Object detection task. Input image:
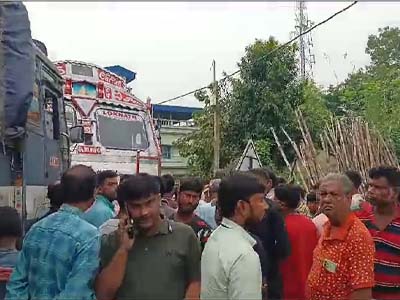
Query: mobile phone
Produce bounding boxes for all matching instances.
[127,217,138,239]
[125,203,138,239]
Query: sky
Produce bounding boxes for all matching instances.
[25,1,400,107]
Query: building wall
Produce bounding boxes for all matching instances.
[158,121,197,176]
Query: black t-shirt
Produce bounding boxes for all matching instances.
[249,232,268,279]
[171,214,212,250]
[249,198,291,300]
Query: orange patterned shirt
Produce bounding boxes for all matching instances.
[306,213,375,300]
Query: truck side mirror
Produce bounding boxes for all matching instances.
[69,126,84,144]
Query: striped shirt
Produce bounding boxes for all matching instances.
[357,205,400,300]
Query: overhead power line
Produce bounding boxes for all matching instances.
[157,1,358,105]
[157,86,209,105]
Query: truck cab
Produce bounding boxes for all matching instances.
[55,61,161,175]
[0,2,71,224]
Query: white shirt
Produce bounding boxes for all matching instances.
[99,218,119,235]
[312,213,329,237]
[266,188,275,200]
[351,193,364,211]
[201,218,262,300]
[195,201,217,229]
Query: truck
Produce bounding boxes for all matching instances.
[0,3,160,227]
[54,60,162,175]
[0,2,83,224]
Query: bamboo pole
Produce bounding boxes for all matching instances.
[270,127,291,171]
[278,114,398,192]
[281,127,315,187]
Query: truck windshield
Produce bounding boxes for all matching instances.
[97,109,149,150]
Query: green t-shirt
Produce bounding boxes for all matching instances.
[100,219,201,300]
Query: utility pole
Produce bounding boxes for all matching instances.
[298,0,306,79]
[295,0,315,80]
[212,60,220,176]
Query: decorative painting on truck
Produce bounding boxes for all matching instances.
[98,69,125,88]
[56,60,161,175]
[27,82,41,126]
[72,82,97,98]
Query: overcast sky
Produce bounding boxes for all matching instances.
[25,1,400,107]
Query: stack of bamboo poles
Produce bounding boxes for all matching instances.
[271,110,399,191]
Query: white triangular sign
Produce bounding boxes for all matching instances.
[236,139,263,171]
[73,98,96,116]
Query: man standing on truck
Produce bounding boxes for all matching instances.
[84,170,120,228]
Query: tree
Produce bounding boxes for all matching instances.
[223,38,303,169]
[176,26,400,177]
[173,98,214,177]
[175,37,306,177]
[299,80,331,140]
[366,26,400,67]
[324,70,370,117]
[325,26,400,155]
[173,83,234,178]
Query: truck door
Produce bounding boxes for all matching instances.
[23,56,64,220]
[43,86,63,183]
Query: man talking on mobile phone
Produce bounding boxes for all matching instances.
[95,174,201,300]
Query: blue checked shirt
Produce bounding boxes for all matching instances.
[6,204,100,300]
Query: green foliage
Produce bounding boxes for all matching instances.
[176,26,400,178]
[173,83,234,178]
[223,38,303,168]
[173,104,214,178]
[325,26,400,156]
[254,139,274,168]
[366,26,400,67]
[299,81,331,139]
[175,37,304,177]
[324,70,370,116]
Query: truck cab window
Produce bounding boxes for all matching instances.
[65,105,77,127]
[84,133,93,145]
[44,90,60,140]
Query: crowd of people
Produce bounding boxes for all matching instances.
[0,164,399,300]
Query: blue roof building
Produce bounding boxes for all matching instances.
[152,104,202,121]
[152,104,203,176]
